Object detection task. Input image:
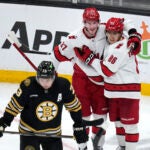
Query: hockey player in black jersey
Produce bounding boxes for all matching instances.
[0,61,88,150]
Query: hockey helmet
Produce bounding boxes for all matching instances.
[83,7,100,22]
[37,61,55,78]
[106,17,124,32]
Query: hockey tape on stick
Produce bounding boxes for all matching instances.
[7,31,22,47]
[7,31,38,71]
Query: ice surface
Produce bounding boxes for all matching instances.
[0,83,150,150]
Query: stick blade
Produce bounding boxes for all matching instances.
[83,118,104,126]
[7,31,22,47]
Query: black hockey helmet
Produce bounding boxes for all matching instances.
[37,61,55,78]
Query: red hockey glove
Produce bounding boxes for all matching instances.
[127,30,142,55]
[74,45,95,65]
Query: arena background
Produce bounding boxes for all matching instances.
[0,1,150,96]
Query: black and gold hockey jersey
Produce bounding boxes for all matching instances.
[3,76,82,135]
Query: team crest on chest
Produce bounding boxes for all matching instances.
[36,101,58,122]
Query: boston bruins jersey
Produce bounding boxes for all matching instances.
[3,76,81,135]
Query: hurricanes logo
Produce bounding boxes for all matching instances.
[139,21,150,59]
[36,101,58,122]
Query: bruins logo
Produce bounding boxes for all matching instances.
[36,101,58,122]
[25,145,35,150]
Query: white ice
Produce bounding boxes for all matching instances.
[0,83,150,150]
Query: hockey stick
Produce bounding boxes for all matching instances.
[20,43,51,55]
[3,131,73,139]
[7,31,51,55]
[83,118,104,126]
[7,31,38,71]
[2,119,104,139]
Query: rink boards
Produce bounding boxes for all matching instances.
[0,4,150,96]
[0,70,149,96]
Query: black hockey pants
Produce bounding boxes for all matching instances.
[20,135,63,150]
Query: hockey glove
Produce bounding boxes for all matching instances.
[127,29,142,55]
[0,117,8,137]
[73,122,88,144]
[74,45,95,65]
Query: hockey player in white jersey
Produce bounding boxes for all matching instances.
[74,17,141,150]
[52,8,108,150]
[50,7,141,150]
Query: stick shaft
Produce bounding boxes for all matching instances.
[4,131,73,139]
[3,119,104,139]
[23,50,51,55]
[7,31,38,71]
[13,43,37,71]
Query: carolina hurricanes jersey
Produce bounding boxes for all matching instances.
[52,25,107,85]
[3,76,81,135]
[91,37,141,99]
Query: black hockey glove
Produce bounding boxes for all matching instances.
[0,117,8,137]
[127,29,142,55]
[73,122,88,144]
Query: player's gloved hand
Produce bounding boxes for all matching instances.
[73,122,88,148]
[0,117,7,137]
[74,45,95,65]
[127,29,142,55]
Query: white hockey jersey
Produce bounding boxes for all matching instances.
[91,37,141,99]
[52,25,107,85]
